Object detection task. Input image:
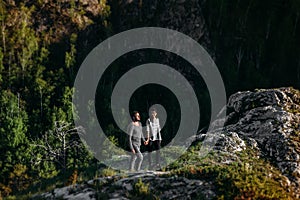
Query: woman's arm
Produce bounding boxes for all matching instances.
[145,119,150,144]
[158,118,162,140]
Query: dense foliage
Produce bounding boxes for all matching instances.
[0,0,299,198]
[0,0,110,197]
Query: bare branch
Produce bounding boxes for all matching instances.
[30,120,85,170]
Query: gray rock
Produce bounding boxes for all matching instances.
[188,87,300,196]
[226,88,300,181]
[92,172,216,199]
[197,87,300,194]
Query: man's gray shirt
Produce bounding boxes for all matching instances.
[128,122,145,151]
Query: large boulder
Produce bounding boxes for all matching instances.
[225,88,300,183]
[196,87,300,193]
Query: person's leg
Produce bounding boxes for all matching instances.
[129,152,137,171]
[148,152,152,169]
[135,145,143,171]
[129,144,141,171]
[155,140,161,167]
[147,141,153,169]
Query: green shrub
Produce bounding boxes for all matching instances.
[131,178,157,200]
[134,178,150,196]
[169,148,296,199]
[99,168,117,177]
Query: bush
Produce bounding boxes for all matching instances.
[168,148,296,199]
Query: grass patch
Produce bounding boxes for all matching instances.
[98,168,118,177]
[168,147,296,199]
[130,178,158,200]
[8,162,111,199]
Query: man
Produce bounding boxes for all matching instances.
[145,108,162,170]
[128,111,146,171]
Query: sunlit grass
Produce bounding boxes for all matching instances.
[167,146,296,199]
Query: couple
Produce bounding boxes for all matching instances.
[128,108,162,171]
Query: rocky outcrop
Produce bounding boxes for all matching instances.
[31,171,216,200]
[196,87,300,194]
[225,88,300,182]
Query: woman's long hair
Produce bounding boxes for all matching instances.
[131,111,139,122]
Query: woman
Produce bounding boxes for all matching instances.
[145,108,162,170]
[128,111,146,171]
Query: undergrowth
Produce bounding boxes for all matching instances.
[168,145,295,199]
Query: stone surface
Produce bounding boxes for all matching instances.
[225,88,300,183]
[31,171,216,200]
[195,87,300,194]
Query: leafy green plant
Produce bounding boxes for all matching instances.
[131,178,157,200]
[134,178,149,196]
[99,168,117,177]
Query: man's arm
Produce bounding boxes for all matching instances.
[128,124,135,153]
[140,122,146,142]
